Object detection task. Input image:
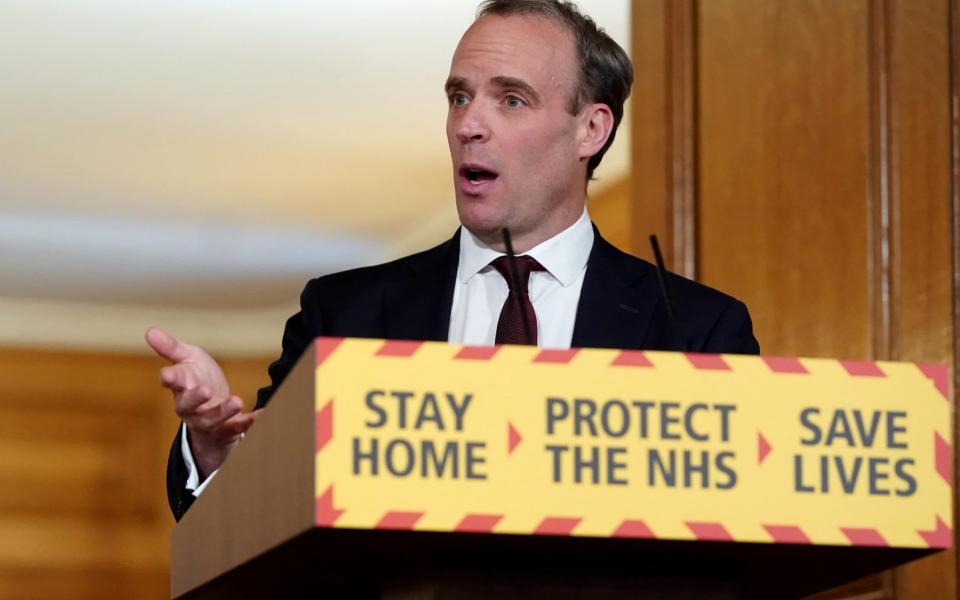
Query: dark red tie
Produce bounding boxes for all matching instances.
[491,256,545,345]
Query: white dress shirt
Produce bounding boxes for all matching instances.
[448,208,594,348]
[183,208,595,496]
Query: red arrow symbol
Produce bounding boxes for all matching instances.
[508,421,522,454]
[758,431,772,465]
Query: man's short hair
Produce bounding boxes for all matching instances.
[477,0,634,180]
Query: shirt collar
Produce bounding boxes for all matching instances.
[458,208,594,287]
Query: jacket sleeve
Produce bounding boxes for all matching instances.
[256,278,325,409]
[166,430,195,521]
[701,299,760,355]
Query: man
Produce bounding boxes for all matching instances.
[148,0,759,521]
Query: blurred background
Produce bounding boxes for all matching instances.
[0,1,956,599]
[0,0,630,356]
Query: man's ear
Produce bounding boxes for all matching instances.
[577,103,615,161]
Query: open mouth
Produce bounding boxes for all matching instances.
[459,165,499,185]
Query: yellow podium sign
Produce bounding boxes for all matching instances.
[310,338,952,549]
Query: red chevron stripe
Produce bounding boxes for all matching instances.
[533,349,580,364]
[315,337,344,366]
[917,516,953,548]
[375,511,424,530]
[612,519,656,539]
[686,521,733,541]
[315,485,344,526]
[917,363,950,401]
[315,398,333,453]
[935,432,953,486]
[839,360,885,377]
[454,346,500,360]
[611,350,654,367]
[841,527,888,547]
[454,513,503,533]
[763,525,811,544]
[533,517,581,535]
[762,356,808,374]
[376,340,423,357]
[685,354,731,371]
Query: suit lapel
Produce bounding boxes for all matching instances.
[383,230,460,342]
[380,227,663,348]
[571,230,660,350]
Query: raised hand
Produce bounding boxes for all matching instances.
[145,326,260,479]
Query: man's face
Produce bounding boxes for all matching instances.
[446,14,587,248]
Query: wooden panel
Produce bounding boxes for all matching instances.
[666,0,699,278]
[889,0,953,365]
[631,0,699,272]
[0,567,168,600]
[697,0,873,360]
[886,0,956,597]
[0,346,273,600]
[630,0,958,597]
[631,0,671,261]
[953,0,960,591]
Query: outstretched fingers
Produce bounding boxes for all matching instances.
[159,364,198,392]
[191,395,245,433]
[172,384,214,418]
[148,327,246,476]
[145,326,195,364]
[220,407,262,436]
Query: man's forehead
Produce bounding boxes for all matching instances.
[449,14,576,88]
[455,13,573,54]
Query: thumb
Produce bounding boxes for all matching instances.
[145,326,193,363]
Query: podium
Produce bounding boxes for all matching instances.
[171,339,952,599]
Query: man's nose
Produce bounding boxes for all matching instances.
[455,105,490,143]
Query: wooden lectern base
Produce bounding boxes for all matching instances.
[170,342,942,599]
[381,572,738,600]
[176,526,928,599]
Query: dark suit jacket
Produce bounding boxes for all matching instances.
[167,228,759,520]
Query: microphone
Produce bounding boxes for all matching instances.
[501,228,535,345]
[649,235,686,351]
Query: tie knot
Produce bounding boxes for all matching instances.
[491,255,544,293]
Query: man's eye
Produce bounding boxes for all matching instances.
[505,95,525,108]
[451,93,469,106]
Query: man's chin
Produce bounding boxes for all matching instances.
[460,220,502,241]
[457,209,508,244]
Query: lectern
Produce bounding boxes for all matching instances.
[171,338,952,599]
